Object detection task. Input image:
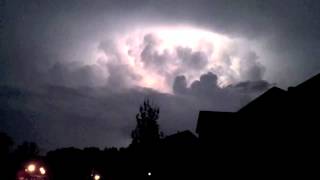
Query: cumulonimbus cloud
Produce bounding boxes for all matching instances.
[84,25,268,93]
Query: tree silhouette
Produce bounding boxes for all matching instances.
[131,99,162,146]
[0,132,13,156]
[0,133,14,180]
[13,141,40,160]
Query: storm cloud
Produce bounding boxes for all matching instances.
[1,0,319,150]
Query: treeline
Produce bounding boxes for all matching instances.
[0,131,200,180]
[0,132,41,179]
[0,100,201,180]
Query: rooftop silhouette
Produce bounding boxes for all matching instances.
[196,72,320,178]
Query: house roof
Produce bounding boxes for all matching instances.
[195,72,320,136]
[291,73,320,95]
[164,130,197,142]
[162,130,198,147]
[238,86,287,114]
[196,111,235,134]
[296,73,320,89]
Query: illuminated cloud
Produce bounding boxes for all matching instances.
[92,25,266,93]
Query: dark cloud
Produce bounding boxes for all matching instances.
[0,85,140,150]
[105,62,140,89]
[190,72,219,94]
[173,76,188,94]
[238,51,266,81]
[47,62,103,87]
[98,40,119,57]
[173,72,270,111]
[140,35,171,70]
[176,47,208,70]
[231,80,273,93]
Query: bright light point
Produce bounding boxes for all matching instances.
[148,172,152,176]
[27,164,36,173]
[39,167,46,175]
[94,174,101,180]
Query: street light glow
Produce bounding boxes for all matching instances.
[39,167,46,175]
[27,164,36,173]
[94,174,100,180]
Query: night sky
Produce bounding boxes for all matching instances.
[1,0,320,151]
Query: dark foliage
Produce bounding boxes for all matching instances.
[131,99,162,146]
